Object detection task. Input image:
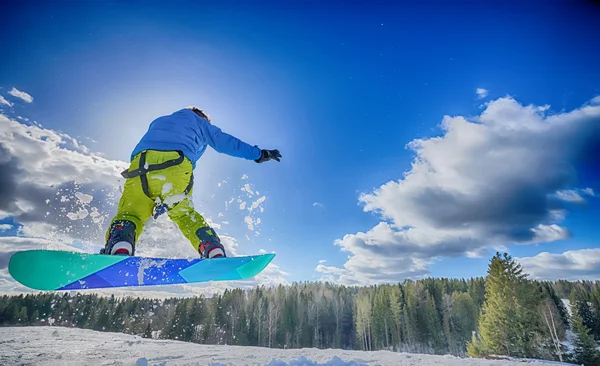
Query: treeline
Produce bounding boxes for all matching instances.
[0,280,486,354]
[1,253,600,364]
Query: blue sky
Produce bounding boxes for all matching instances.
[1,0,599,295]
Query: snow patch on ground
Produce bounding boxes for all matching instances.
[0,326,567,366]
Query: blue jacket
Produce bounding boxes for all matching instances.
[131,108,261,168]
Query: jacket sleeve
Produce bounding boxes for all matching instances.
[198,118,262,160]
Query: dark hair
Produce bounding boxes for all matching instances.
[187,106,211,122]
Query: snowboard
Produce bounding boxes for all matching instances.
[8,249,275,291]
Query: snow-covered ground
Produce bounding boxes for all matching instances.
[0,326,573,366]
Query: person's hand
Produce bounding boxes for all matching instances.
[255,149,282,163]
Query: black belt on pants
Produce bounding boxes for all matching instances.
[120,150,193,217]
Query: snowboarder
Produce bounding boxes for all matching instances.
[100,106,282,259]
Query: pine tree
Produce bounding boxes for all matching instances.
[111,302,125,332]
[143,323,152,338]
[468,252,542,358]
[389,285,403,350]
[31,309,40,325]
[570,302,600,366]
[17,306,28,324]
[424,292,444,353]
[571,289,599,341]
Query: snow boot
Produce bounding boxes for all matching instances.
[196,226,226,258]
[100,220,137,256]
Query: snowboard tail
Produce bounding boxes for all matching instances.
[8,250,275,291]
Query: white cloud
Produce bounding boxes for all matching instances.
[554,188,596,203]
[476,88,489,99]
[313,202,324,208]
[0,224,12,231]
[8,87,33,103]
[555,189,585,203]
[0,96,12,107]
[582,187,595,196]
[318,259,326,264]
[518,249,600,281]
[0,113,129,245]
[321,96,600,285]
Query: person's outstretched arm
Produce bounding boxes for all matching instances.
[198,117,281,163]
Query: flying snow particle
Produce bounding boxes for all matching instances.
[248,196,266,211]
[164,193,186,206]
[244,216,254,230]
[75,192,93,205]
[242,183,255,196]
[66,208,89,220]
[161,182,173,195]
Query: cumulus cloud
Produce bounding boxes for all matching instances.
[319,95,600,285]
[0,96,12,107]
[0,112,288,297]
[476,88,489,99]
[517,249,600,281]
[0,224,12,231]
[555,189,585,203]
[0,114,128,246]
[8,87,33,103]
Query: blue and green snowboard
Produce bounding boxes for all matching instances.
[8,250,275,291]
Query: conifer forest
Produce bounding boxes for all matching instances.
[2,253,600,365]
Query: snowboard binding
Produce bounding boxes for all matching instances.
[101,220,137,256]
[196,226,226,258]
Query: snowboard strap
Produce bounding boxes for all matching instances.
[120,150,194,217]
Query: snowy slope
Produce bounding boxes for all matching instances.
[0,326,572,366]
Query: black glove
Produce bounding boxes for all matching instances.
[255,149,282,163]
